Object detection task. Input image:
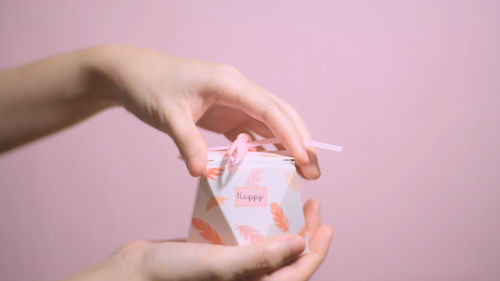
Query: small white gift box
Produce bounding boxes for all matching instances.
[187,151,309,251]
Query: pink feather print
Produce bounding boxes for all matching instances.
[246,168,264,186]
[236,225,264,243]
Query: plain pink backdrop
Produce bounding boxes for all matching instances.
[0,1,499,280]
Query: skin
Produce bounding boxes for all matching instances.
[0,45,320,178]
[0,45,332,280]
[64,199,333,281]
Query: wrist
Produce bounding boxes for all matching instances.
[79,45,122,108]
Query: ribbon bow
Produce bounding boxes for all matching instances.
[208,133,343,171]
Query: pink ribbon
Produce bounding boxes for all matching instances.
[208,133,343,171]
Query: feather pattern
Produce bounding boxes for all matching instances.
[205,196,227,211]
[246,168,264,186]
[270,202,290,232]
[236,225,264,244]
[205,167,224,180]
[191,218,225,245]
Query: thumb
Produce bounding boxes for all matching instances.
[167,110,207,177]
[208,234,305,279]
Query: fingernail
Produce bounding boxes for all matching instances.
[187,152,203,176]
[302,149,309,163]
[313,164,321,179]
[304,149,321,179]
[190,152,202,164]
[296,149,309,165]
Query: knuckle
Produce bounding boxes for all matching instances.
[112,240,151,267]
[287,103,300,119]
[257,246,276,271]
[261,100,282,122]
[114,240,150,255]
[204,246,234,281]
[210,64,243,92]
[215,64,241,76]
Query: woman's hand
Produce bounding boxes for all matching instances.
[64,199,333,281]
[87,45,320,179]
[0,45,320,179]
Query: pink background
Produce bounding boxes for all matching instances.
[0,1,499,280]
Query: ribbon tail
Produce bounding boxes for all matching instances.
[205,134,342,174]
[304,140,343,152]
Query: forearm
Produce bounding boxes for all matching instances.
[0,47,117,152]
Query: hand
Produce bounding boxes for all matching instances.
[88,45,320,179]
[64,199,333,281]
[245,199,333,281]
[0,45,320,178]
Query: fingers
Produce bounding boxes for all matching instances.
[246,111,320,180]
[208,234,305,280]
[133,200,330,281]
[303,199,321,234]
[281,225,334,281]
[302,199,334,259]
[208,65,319,179]
[245,119,285,151]
[309,225,334,260]
[224,127,255,142]
[295,149,320,179]
[209,65,309,165]
[271,96,321,180]
[295,199,334,280]
[260,201,333,281]
[166,108,207,176]
[141,235,304,281]
[249,225,334,281]
[224,127,269,151]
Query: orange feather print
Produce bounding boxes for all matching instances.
[236,225,264,244]
[205,196,227,211]
[191,218,225,245]
[284,172,299,191]
[298,226,307,237]
[246,168,264,186]
[205,167,224,180]
[270,202,290,232]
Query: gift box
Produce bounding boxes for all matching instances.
[187,150,309,251]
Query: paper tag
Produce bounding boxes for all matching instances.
[234,186,267,207]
